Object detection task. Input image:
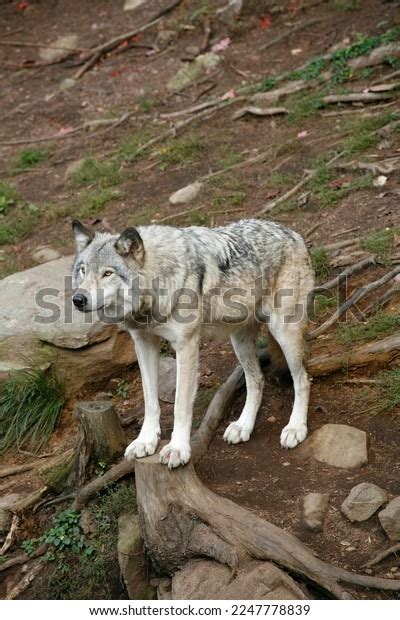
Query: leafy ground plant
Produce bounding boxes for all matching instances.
[0,368,64,455]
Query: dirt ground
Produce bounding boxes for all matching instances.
[0,0,400,601]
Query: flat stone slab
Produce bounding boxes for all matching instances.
[341,483,388,522]
[303,424,368,469]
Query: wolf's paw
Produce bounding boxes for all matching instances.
[125,433,160,460]
[280,424,308,449]
[223,422,252,445]
[159,442,191,469]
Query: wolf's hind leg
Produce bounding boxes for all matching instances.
[224,330,264,445]
[268,318,309,449]
[125,331,161,460]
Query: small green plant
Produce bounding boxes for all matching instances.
[360,227,399,264]
[21,539,38,558]
[314,292,339,316]
[311,248,329,282]
[259,76,278,92]
[115,379,129,398]
[268,171,299,189]
[44,510,93,554]
[14,148,48,171]
[0,182,17,214]
[156,135,204,170]
[0,368,64,455]
[339,312,400,344]
[118,130,153,163]
[78,188,120,217]
[70,157,122,188]
[287,92,325,123]
[137,96,154,114]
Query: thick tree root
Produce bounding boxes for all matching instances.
[135,453,400,599]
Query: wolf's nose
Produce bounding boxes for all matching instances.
[73,293,87,309]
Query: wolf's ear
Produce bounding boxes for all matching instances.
[115,228,145,265]
[72,220,93,253]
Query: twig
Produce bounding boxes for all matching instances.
[308,266,400,340]
[258,151,344,215]
[322,238,360,252]
[372,68,400,85]
[74,0,181,79]
[314,256,375,293]
[322,92,394,105]
[259,18,321,52]
[333,157,400,175]
[305,222,322,240]
[363,543,400,568]
[343,378,378,385]
[232,106,288,120]
[365,279,400,315]
[332,226,361,238]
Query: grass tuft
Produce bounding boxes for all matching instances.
[0,181,17,215]
[338,312,400,344]
[156,135,204,170]
[14,147,48,171]
[311,248,329,283]
[376,368,400,415]
[360,227,399,264]
[0,368,64,455]
[286,92,325,123]
[70,157,122,188]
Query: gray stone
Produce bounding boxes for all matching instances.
[65,158,86,179]
[379,497,400,541]
[167,53,220,92]
[124,0,145,10]
[159,356,176,403]
[341,483,388,522]
[118,513,149,599]
[172,560,308,600]
[306,424,368,469]
[0,257,136,396]
[302,492,329,531]
[169,182,203,205]
[60,78,77,91]
[32,246,61,264]
[39,34,79,63]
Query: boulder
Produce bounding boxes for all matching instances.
[118,513,149,599]
[167,53,220,92]
[158,356,176,403]
[341,483,388,522]
[39,34,79,63]
[379,497,400,541]
[0,257,136,396]
[32,246,61,264]
[304,424,368,469]
[169,182,203,205]
[172,560,308,599]
[302,492,330,531]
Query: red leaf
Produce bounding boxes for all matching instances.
[110,70,121,78]
[131,34,141,43]
[260,15,271,29]
[16,1,29,10]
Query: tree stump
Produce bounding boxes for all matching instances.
[73,401,126,484]
[134,448,400,599]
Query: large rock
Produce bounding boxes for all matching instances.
[118,513,149,599]
[171,560,308,600]
[341,483,388,522]
[167,53,220,92]
[39,34,79,63]
[304,424,368,469]
[159,356,176,403]
[0,257,136,396]
[169,182,203,205]
[379,497,400,541]
[302,492,329,531]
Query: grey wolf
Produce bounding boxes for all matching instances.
[72,218,314,469]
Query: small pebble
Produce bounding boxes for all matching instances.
[282,462,290,467]
[267,415,276,423]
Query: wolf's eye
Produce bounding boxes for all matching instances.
[80,265,85,276]
[103,270,113,278]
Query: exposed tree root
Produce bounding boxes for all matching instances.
[0,545,47,573]
[71,459,136,511]
[5,559,43,599]
[134,451,400,599]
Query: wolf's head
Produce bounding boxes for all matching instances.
[71,220,145,317]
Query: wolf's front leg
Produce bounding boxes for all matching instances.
[159,335,199,469]
[125,331,161,460]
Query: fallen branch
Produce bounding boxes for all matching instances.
[74,0,181,79]
[308,266,400,340]
[5,559,43,599]
[0,515,19,555]
[11,486,48,514]
[333,156,400,175]
[0,461,37,479]
[0,40,89,52]
[232,106,288,120]
[71,459,136,511]
[307,333,400,376]
[365,277,400,314]
[0,545,47,573]
[258,151,344,215]
[313,256,375,293]
[305,222,322,240]
[363,543,400,568]
[322,92,395,105]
